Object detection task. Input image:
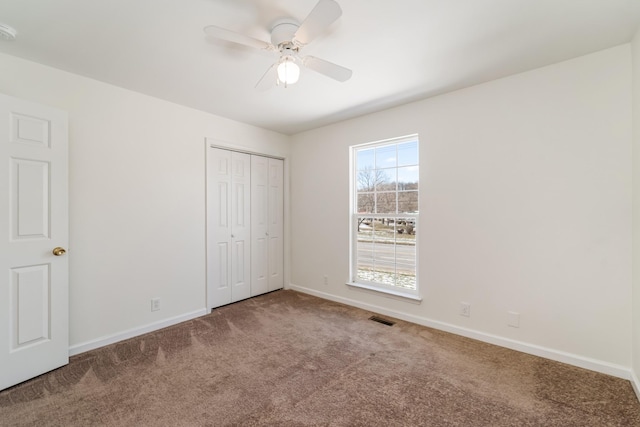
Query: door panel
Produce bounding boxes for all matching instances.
[254,236,267,286]
[207,148,251,308]
[267,158,284,291]
[218,182,228,227]
[215,242,229,290]
[11,113,50,147]
[207,148,232,308]
[11,159,50,239]
[250,156,283,296]
[11,265,50,347]
[0,93,68,391]
[234,240,246,284]
[230,152,251,302]
[251,155,268,296]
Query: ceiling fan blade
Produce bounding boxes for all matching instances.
[303,56,352,82]
[204,25,274,51]
[255,63,278,91]
[293,0,342,46]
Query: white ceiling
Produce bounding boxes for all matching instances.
[1,0,639,135]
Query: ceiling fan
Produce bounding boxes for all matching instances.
[204,0,352,89]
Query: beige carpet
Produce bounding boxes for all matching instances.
[1,290,639,426]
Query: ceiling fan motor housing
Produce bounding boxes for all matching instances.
[271,20,299,47]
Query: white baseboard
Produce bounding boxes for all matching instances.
[288,283,632,381]
[631,371,640,402]
[68,308,208,357]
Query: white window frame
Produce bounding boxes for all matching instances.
[348,134,421,302]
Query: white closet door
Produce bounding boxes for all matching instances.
[230,152,251,302]
[207,147,281,307]
[207,148,233,309]
[251,155,269,296]
[267,158,284,291]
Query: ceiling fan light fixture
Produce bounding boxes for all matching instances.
[277,56,300,86]
[204,0,351,90]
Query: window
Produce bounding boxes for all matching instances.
[350,135,419,299]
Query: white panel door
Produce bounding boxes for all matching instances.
[0,93,69,391]
[267,158,284,291]
[206,148,232,309]
[230,152,251,302]
[251,156,283,296]
[207,148,251,309]
[250,155,269,296]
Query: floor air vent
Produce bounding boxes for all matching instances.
[369,316,395,326]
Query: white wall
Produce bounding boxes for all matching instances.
[632,28,640,388]
[290,45,633,375]
[0,52,290,351]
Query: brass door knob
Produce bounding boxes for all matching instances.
[52,247,66,256]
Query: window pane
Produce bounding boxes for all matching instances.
[398,191,419,213]
[397,166,418,189]
[375,192,396,214]
[357,218,374,237]
[357,220,380,282]
[356,217,374,282]
[366,269,397,287]
[355,216,417,291]
[375,144,396,169]
[357,167,388,191]
[357,148,374,171]
[395,218,416,236]
[375,168,394,191]
[395,238,416,290]
[371,220,396,286]
[374,218,395,240]
[357,193,375,213]
[397,141,418,166]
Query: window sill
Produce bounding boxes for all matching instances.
[346,282,423,304]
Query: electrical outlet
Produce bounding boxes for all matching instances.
[323,275,328,285]
[460,302,471,317]
[151,297,161,312]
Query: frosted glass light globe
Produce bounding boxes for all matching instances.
[277,57,300,85]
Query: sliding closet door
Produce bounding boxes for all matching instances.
[230,152,251,302]
[251,156,284,296]
[267,158,284,291]
[207,148,232,309]
[208,146,283,307]
[207,148,251,309]
[251,156,269,296]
